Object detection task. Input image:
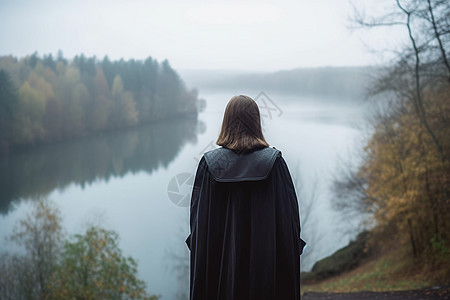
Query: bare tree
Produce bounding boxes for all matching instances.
[291,163,324,271]
[350,0,450,162]
[6,199,63,300]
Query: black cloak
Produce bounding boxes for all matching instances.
[186,146,305,300]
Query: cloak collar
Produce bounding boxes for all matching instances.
[204,147,281,182]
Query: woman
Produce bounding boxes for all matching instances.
[186,95,305,300]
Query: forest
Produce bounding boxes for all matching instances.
[333,0,450,280]
[0,53,199,154]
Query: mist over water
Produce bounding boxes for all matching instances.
[0,88,368,299]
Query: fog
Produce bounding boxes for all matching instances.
[0,0,404,71]
[2,0,439,298]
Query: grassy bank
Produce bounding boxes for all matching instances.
[301,240,448,294]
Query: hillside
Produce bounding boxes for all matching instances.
[301,233,450,295]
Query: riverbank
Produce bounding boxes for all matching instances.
[301,231,450,295]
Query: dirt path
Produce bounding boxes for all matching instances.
[303,287,450,299]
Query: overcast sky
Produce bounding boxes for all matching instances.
[0,0,405,71]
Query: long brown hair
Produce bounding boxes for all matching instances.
[216,95,269,153]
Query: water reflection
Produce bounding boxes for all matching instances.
[0,117,203,214]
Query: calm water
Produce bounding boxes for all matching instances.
[0,91,367,299]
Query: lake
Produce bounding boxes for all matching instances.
[0,90,368,299]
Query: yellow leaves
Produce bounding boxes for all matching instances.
[360,80,450,253]
[112,75,124,97]
[10,199,63,250]
[111,75,139,127]
[27,71,55,100]
[14,81,46,143]
[72,83,89,104]
[49,225,153,299]
[64,66,81,83]
[121,90,139,126]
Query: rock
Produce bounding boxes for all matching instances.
[302,231,370,282]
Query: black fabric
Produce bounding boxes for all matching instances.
[187,147,304,300]
[204,147,281,182]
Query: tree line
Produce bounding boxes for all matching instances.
[0,52,199,154]
[334,0,449,276]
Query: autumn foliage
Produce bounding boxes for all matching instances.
[0,200,159,300]
[361,83,450,260]
[50,227,157,300]
[0,53,199,153]
[334,0,450,278]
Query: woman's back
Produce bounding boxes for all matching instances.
[187,147,302,300]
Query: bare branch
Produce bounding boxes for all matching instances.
[427,0,450,82]
[396,0,445,162]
